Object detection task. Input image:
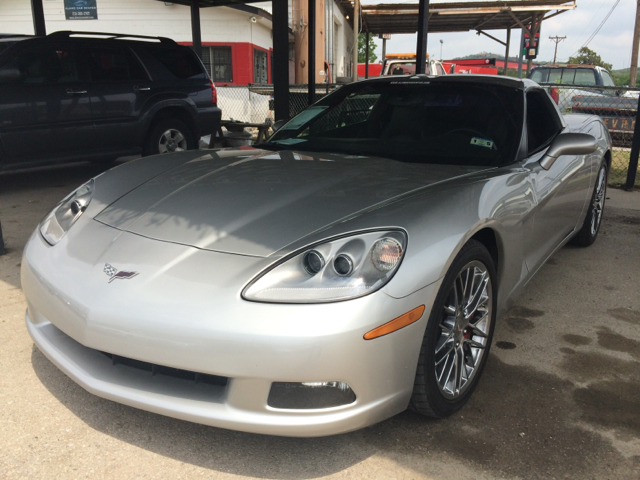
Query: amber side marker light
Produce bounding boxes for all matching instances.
[364,305,426,340]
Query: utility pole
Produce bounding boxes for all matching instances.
[630,0,640,87]
[549,36,566,64]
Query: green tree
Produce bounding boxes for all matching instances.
[358,33,378,63]
[567,47,613,71]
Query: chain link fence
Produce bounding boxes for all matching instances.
[215,82,639,189]
[539,83,640,188]
[216,83,344,125]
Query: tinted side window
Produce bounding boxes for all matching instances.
[527,89,563,154]
[146,46,203,79]
[548,69,562,83]
[1,45,80,84]
[87,47,146,81]
[530,68,548,83]
[601,70,615,87]
[573,69,596,85]
[561,68,576,84]
[0,41,18,56]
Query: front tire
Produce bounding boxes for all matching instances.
[143,118,195,156]
[571,161,607,247]
[410,240,497,418]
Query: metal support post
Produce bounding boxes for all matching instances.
[308,0,316,106]
[625,94,640,190]
[365,31,370,79]
[190,0,202,59]
[517,29,525,78]
[273,0,290,121]
[382,38,387,64]
[415,0,430,74]
[352,0,359,82]
[31,0,46,36]
[504,28,511,75]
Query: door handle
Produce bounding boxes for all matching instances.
[66,88,87,95]
[134,86,151,91]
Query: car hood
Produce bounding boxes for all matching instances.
[95,148,489,257]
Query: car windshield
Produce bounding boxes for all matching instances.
[265,81,524,167]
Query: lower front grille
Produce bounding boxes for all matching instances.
[100,352,228,387]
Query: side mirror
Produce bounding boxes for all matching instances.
[272,119,288,132]
[0,66,22,84]
[539,133,598,170]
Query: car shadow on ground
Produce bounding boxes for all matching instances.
[31,337,640,479]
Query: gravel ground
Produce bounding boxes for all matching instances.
[1,160,639,479]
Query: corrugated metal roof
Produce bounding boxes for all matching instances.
[157,0,574,35]
[338,0,575,34]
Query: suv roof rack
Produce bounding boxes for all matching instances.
[47,31,177,46]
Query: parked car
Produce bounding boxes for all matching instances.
[0,31,221,170]
[527,64,617,112]
[23,75,610,437]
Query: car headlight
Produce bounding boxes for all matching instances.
[243,230,406,303]
[39,179,94,245]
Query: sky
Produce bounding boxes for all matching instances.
[360,0,634,70]
[254,0,635,70]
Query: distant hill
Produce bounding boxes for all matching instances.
[611,68,640,86]
[452,52,551,64]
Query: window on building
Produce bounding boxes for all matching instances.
[202,47,233,82]
[254,48,268,83]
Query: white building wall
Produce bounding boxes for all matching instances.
[0,0,272,50]
[332,5,354,80]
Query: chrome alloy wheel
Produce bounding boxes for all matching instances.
[158,129,187,153]
[590,165,606,236]
[435,261,492,399]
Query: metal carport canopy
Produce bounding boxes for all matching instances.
[337,0,575,34]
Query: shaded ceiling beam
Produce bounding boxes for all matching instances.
[272,0,289,121]
[415,0,430,74]
[476,29,506,46]
[190,0,202,59]
[474,10,505,30]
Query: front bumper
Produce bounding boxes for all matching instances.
[22,221,439,437]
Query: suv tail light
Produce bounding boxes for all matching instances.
[550,87,559,105]
[210,79,217,105]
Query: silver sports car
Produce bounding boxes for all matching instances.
[23,75,610,437]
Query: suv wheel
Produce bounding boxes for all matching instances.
[144,118,194,156]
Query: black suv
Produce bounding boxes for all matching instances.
[0,31,221,170]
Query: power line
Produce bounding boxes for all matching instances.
[568,0,620,57]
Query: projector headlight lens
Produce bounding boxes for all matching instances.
[243,230,406,303]
[39,179,94,245]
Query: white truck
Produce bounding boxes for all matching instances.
[381,53,448,76]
